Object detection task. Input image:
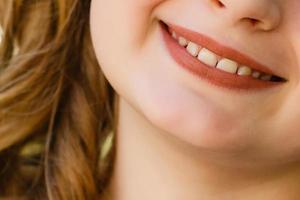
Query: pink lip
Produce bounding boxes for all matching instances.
[160,21,286,90]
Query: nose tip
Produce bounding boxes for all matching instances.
[212,0,282,32]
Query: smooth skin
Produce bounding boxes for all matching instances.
[90,0,300,199]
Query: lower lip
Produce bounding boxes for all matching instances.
[160,22,283,91]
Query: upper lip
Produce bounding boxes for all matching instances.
[164,21,287,81]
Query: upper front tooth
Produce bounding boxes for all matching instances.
[197,48,218,67]
[237,65,252,76]
[186,42,200,57]
[178,36,188,47]
[216,58,238,74]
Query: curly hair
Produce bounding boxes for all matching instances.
[0,0,117,199]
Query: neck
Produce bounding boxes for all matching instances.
[103,97,300,200]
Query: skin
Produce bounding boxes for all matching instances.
[90,0,300,199]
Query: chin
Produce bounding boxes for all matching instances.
[135,88,254,152]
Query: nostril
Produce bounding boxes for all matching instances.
[241,17,264,29]
[249,18,260,26]
[211,0,225,8]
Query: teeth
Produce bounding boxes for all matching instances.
[197,48,218,67]
[252,71,261,79]
[186,42,200,57]
[260,74,272,81]
[178,36,188,47]
[172,31,177,39]
[172,32,276,82]
[237,66,252,76]
[216,58,238,74]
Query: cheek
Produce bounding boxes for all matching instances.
[288,28,300,84]
[90,0,167,87]
[90,0,164,46]
[286,1,300,52]
[289,1,300,30]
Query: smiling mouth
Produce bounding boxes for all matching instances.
[160,21,287,91]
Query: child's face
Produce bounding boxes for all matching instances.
[90,0,300,165]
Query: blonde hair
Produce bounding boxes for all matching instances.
[0,0,117,199]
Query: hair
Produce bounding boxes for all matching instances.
[0,0,117,199]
